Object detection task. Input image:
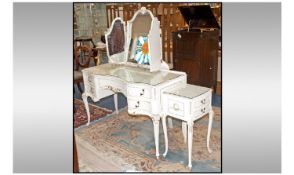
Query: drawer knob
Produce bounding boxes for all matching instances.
[201,99,206,104]
[173,103,180,111]
[201,107,206,113]
[135,101,140,108]
[140,89,145,96]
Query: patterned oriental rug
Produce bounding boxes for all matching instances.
[75,102,221,172]
[74,99,112,128]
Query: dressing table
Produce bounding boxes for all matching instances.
[82,7,186,159]
[81,7,213,168]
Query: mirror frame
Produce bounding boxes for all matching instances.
[105,17,127,64]
[125,7,162,72]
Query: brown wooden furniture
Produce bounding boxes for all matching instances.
[75,36,96,48]
[74,45,92,94]
[74,36,98,65]
[172,5,220,88]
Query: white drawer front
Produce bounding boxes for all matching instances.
[192,91,211,108]
[99,78,126,94]
[84,75,97,97]
[128,99,151,112]
[193,104,211,118]
[167,99,185,117]
[127,85,152,99]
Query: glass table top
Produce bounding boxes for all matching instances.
[164,84,211,99]
[83,63,183,86]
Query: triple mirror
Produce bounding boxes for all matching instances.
[105,7,162,72]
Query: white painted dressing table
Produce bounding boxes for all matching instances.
[81,7,214,168]
[82,63,186,159]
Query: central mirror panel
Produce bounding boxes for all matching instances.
[127,13,152,65]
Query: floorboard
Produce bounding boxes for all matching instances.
[75,134,123,172]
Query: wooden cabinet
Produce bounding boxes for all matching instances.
[172,5,220,88]
[172,29,218,88]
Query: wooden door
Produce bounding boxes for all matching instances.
[199,32,218,87]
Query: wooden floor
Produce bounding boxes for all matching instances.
[75,134,123,172]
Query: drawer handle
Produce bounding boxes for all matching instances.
[105,86,120,93]
[201,107,206,113]
[201,99,206,104]
[140,89,145,96]
[173,103,180,111]
[135,101,140,108]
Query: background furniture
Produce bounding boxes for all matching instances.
[75,36,96,48]
[172,5,220,88]
[172,30,219,88]
[161,84,214,169]
[74,36,98,65]
[94,46,107,65]
[74,45,92,94]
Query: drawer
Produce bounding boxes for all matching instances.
[192,91,211,108]
[193,104,211,118]
[167,99,185,117]
[99,78,125,93]
[127,85,152,99]
[128,99,151,112]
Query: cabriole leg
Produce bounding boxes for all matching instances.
[207,110,214,153]
[114,93,118,114]
[187,121,194,169]
[167,117,173,128]
[152,118,160,159]
[162,115,168,157]
[82,93,91,126]
[182,121,187,143]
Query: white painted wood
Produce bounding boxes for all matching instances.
[161,84,213,168]
[187,121,194,169]
[81,63,186,159]
[125,7,162,72]
[82,93,91,126]
[162,115,168,157]
[207,110,214,153]
[80,7,190,161]
[167,118,173,128]
[127,84,152,100]
[114,93,118,115]
[152,118,160,159]
[182,122,187,143]
[148,18,161,72]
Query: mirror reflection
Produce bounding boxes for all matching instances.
[107,20,125,56]
[127,13,152,65]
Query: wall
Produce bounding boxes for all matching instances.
[74,3,108,43]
